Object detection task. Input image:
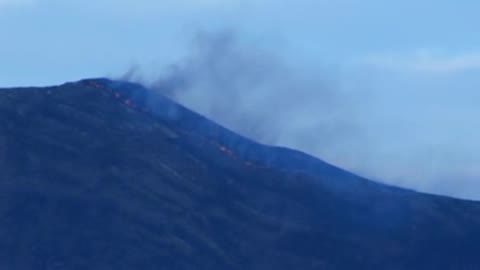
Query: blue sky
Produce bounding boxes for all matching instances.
[3,0,480,86]
[2,0,480,199]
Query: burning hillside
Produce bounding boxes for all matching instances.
[0,78,479,269]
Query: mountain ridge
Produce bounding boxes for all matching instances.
[0,78,479,269]
[77,78,414,196]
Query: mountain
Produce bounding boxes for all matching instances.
[0,78,479,270]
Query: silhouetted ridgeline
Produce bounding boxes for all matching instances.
[0,78,479,269]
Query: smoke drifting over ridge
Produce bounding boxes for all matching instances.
[123,31,361,149]
[121,31,480,200]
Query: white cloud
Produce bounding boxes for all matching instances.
[360,49,480,73]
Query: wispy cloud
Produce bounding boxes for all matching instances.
[360,49,480,73]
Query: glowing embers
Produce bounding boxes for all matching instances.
[110,91,136,109]
[210,140,262,168]
[212,141,238,160]
[81,80,109,91]
[124,99,136,109]
[93,82,261,169]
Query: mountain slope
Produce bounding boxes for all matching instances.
[0,79,479,269]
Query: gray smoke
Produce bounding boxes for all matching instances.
[120,30,480,200]
[123,30,361,149]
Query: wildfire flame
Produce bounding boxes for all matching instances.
[82,80,262,169]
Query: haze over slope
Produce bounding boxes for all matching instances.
[125,32,480,200]
[3,0,480,199]
[0,79,479,269]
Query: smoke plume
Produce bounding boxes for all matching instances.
[123,30,360,150]
[121,30,480,200]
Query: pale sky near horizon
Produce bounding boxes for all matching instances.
[2,0,480,199]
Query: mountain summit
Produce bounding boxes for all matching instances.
[0,78,479,269]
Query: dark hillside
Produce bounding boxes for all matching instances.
[0,79,479,269]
